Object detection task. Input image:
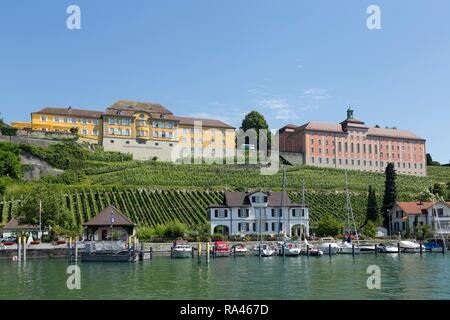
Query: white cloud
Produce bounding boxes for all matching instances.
[301,88,330,100]
[259,98,300,120]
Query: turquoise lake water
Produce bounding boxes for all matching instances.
[1,254,449,300]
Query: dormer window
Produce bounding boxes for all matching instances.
[117,111,122,116]
[140,113,145,119]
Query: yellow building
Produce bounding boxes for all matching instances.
[13,107,103,144]
[13,100,236,161]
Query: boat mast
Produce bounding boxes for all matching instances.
[431,194,446,249]
[278,169,286,241]
[345,171,359,244]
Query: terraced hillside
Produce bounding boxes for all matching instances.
[1,140,448,230]
[1,186,417,229]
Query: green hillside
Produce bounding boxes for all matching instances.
[1,142,449,231]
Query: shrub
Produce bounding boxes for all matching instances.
[316,215,343,237]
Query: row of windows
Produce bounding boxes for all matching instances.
[183,147,227,156]
[181,137,226,145]
[108,117,131,126]
[109,128,131,136]
[81,129,99,136]
[181,128,227,135]
[213,208,306,218]
[312,138,422,151]
[40,116,99,125]
[312,145,422,161]
[311,157,424,169]
[311,133,422,145]
[238,222,284,232]
[153,131,174,139]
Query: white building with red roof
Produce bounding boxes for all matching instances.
[389,201,450,237]
[279,108,427,176]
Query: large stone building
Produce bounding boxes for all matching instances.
[12,100,236,161]
[279,108,427,176]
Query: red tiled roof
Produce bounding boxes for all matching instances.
[291,121,425,140]
[395,201,450,215]
[33,107,103,118]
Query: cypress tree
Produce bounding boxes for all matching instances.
[382,163,397,227]
[366,186,378,223]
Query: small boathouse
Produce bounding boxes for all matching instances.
[83,206,136,241]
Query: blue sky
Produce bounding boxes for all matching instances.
[0,0,449,163]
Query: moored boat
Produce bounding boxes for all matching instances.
[172,240,193,258]
[213,241,230,257]
[318,237,338,255]
[358,244,376,253]
[377,243,399,253]
[424,240,444,252]
[277,242,301,256]
[231,244,248,256]
[337,236,361,254]
[399,240,424,253]
[253,243,276,257]
[300,239,323,256]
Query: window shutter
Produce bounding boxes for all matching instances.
[224,210,228,218]
[215,210,218,218]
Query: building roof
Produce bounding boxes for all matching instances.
[2,218,40,230]
[288,121,425,141]
[32,107,103,119]
[174,116,235,129]
[394,201,450,215]
[208,191,305,208]
[82,206,135,227]
[105,100,173,116]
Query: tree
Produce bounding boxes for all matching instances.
[315,215,342,237]
[426,153,441,166]
[0,150,22,179]
[430,183,446,199]
[240,111,270,149]
[382,163,397,228]
[366,185,379,223]
[426,153,433,166]
[18,184,70,229]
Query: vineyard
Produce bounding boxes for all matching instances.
[1,141,448,232]
[1,186,416,229]
[79,161,448,198]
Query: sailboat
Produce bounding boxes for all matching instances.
[424,197,446,252]
[337,171,361,254]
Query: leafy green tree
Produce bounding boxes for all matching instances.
[0,150,22,179]
[315,215,342,237]
[382,163,397,228]
[240,111,270,149]
[363,220,377,238]
[366,185,379,223]
[430,183,446,199]
[426,153,433,166]
[18,184,70,229]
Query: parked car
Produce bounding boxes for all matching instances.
[1,236,17,245]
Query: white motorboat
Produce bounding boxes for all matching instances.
[337,239,361,254]
[278,242,301,256]
[399,240,425,253]
[254,244,276,257]
[300,239,323,256]
[318,237,339,255]
[172,240,193,258]
[358,244,376,253]
[231,244,248,256]
[377,243,399,253]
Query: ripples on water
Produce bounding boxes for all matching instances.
[1,254,449,300]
